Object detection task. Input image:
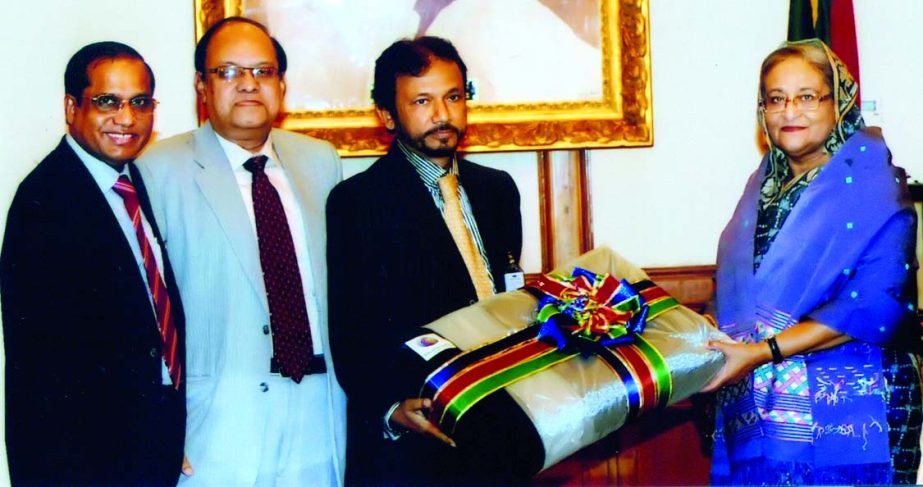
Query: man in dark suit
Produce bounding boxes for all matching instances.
[327,37,535,486]
[0,42,186,486]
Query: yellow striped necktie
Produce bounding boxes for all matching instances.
[437,174,494,300]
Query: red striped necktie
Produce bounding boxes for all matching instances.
[112,175,182,389]
[243,155,314,383]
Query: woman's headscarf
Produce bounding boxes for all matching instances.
[753,38,866,268]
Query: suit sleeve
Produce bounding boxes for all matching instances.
[1,186,89,483]
[327,183,393,416]
[326,141,344,183]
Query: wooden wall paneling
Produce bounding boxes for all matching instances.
[608,400,712,486]
[644,265,716,313]
[538,149,593,271]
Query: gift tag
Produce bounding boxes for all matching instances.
[405,333,456,361]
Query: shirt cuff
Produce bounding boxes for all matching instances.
[382,401,406,441]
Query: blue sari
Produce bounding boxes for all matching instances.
[712,40,921,485]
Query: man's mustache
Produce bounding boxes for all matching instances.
[424,123,460,137]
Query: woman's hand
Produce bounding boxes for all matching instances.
[700,320,848,394]
[700,340,771,393]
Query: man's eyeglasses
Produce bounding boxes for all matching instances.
[88,94,157,114]
[760,92,833,114]
[207,65,279,81]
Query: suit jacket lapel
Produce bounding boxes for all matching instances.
[55,141,140,266]
[130,162,186,353]
[192,123,268,313]
[457,160,505,267]
[53,140,159,325]
[385,149,473,294]
[129,162,166,247]
[273,132,325,300]
[458,162,491,249]
[388,149,455,243]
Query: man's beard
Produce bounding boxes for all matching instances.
[396,122,465,159]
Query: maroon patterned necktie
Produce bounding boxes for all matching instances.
[112,175,182,389]
[243,155,313,383]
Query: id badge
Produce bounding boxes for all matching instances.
[504,270,525,291]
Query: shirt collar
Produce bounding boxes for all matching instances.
[396,139,458,188]
[214,131,279,172]
[65,134,127,192]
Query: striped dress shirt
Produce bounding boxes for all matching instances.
[397,140,495,293]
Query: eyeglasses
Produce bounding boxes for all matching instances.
[206,65,279,81]
[88,94,157,114]
[760,92,833,113]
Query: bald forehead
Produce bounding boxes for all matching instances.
[206,21,278,66]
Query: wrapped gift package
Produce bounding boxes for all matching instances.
[405,246,728,474]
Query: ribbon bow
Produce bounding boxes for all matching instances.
[532,267,649,350]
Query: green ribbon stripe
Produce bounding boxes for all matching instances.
[439,294,679,431]
[646,297,679,319]
[632,335,673,408]
[442,347,576,429]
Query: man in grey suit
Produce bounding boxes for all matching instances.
[136,17,345,486]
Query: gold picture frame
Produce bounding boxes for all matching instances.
[194,0,652,156]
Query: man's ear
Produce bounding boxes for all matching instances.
[195,72,206,102]
[64,95,77,125]
[375,106,396,132]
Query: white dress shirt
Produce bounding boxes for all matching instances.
[215,133,323,356]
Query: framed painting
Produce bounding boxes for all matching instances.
[194,0,652,156]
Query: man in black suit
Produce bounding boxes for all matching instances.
[0,42,186,486]
[327,37,536,486]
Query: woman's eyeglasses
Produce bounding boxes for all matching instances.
[760,92,833,114]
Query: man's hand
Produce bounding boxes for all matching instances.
[182,455,194,477]
[390,398,456,448]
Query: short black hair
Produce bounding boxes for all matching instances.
[194,16,288,76]
[372,36,468,115]
[64,41,155,104]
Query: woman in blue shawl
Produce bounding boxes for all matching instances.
[703,39,922,485]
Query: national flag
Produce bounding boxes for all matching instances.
[788,0,860,102]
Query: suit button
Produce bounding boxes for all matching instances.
[260,382,269,393]
[149,348,158,358]
[469,299,476,305]
[263,325,270,335]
